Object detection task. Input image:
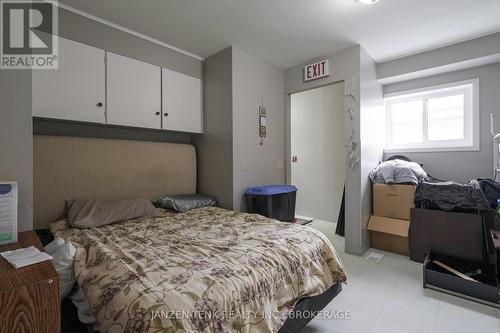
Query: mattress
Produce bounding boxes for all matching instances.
[52,207,346,333]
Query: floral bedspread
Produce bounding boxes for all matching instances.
[53,207,346,333]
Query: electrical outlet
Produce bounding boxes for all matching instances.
[242,160,247,172]
[277,160,284,169]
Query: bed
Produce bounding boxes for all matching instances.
[50,207,345,332]
[33,135,346,333]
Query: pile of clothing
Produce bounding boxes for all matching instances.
[369,159,427,185]
[369,158,495,213]
[416,179,491,212]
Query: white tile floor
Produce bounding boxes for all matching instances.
[306,219,500,333]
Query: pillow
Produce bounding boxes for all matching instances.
[67,198,160,229]
[48,219,70,235]
[152,194,216,213]
[44,238,77,299]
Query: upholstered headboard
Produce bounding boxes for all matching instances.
[33,135,197,229]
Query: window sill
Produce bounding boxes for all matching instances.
[384,145,480,154]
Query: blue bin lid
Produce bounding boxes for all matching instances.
[245,185,297,195]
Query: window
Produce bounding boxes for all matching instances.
[385,79,479,152]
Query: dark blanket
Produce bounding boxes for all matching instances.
[415,179,492,212]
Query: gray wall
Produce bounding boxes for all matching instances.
[359,47,385,253]
[34,118,191,144]
[377,32,500,85]
[194,47,285,211]
[193,48,234,209]
[232,47,285,211]
[383,62,500,182]
[0,70,33,231]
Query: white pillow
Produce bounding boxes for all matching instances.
[44,238,77,299]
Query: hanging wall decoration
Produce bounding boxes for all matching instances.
[259,99,267,145]
[345,76,360,168]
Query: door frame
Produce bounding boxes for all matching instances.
[288,81,347,222]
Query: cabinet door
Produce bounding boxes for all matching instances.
[162,68,203,133]
[32,37,106,123]
[107,53,161,129]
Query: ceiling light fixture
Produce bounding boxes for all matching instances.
[357,0,380,5]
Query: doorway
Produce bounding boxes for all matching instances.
[290,81,346,224]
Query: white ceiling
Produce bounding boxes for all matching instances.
[59,0,500,69]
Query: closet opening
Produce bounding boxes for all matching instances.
[290,81,346,231]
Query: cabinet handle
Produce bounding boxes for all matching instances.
[155,112,160,116]
[97,102,103,107]
[164,113,169,117]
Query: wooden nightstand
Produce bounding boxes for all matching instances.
[0,231,60,333]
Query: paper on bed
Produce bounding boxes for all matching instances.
[0,245,53,269]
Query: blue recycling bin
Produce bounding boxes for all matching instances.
[245,185,297,222]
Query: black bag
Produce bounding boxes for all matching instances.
[478,179,500,209]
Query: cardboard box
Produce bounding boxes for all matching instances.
[367,215,410,256]
[373,184,416,220]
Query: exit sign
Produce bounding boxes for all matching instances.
[304,59,329,82]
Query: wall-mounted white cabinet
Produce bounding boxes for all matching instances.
[106,52,162,130]
[162,68,203,133]
[32,37,106,123]
[32,36,203,133]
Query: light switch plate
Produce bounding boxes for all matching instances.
[242,160,247,171]
[277,160,284,169]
